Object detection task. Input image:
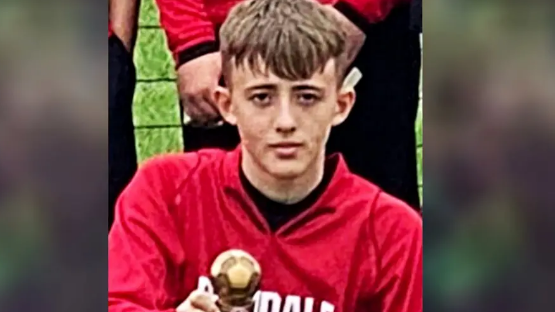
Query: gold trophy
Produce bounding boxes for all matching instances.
[210,249,262,312]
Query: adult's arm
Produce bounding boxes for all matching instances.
[109,0,141,52]
[333,0,409,26]
[155,0,218,69]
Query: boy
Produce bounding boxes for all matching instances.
[108,1,422,311]
[154,0,422,210]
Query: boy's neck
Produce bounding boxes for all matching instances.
[241,148,325,205]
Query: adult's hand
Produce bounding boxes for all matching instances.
[177,52,222,125]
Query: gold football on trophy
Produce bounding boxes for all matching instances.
[210,249,262,312]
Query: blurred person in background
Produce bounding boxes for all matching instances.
[424,3,555,310]
[155,0,422,209]
[0,3,108,309]
[109,0,141,227]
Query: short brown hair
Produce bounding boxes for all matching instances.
[219,0,347,84]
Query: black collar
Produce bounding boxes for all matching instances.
[239,158,338,232]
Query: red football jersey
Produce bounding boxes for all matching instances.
[108,148,422,312]
[154,0,409,67]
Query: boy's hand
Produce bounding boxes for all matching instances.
[176,290,220,312]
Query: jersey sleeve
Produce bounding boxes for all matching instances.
[155,0,218,69]
[108,157,186,312]
[332,0,408,26]
[369,192,422,312]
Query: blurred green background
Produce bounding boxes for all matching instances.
[132,0,423,200]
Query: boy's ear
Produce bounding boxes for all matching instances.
[332,87,356,126]
[214,86,237,125]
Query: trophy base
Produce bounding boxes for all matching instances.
[217,300,255,312]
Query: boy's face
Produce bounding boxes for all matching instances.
[215,59,355,179]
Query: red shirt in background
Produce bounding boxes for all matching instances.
[108,148,422,312]
[154,0,409,67]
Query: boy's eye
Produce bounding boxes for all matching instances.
[297,93,320,106]
[250,93,272,106]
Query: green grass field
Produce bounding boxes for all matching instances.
[131,0,423,196]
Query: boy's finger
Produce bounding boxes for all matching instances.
[189,290,220,312]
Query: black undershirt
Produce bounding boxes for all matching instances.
[239,158,338,232]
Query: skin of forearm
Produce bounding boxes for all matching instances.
[110,0,141,53]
